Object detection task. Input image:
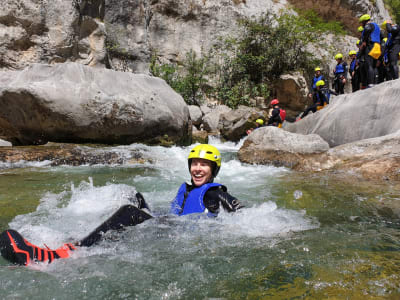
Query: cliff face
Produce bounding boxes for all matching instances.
[0,0,391,73]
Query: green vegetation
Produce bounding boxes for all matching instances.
[296,9,347,35]
[385,0,400,24]
[151,12,326,108]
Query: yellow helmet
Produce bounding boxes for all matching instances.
[359,14,371,23]
[315,67,321,72]
[381,21,387,29]
[358,26,364,32]
[316,80,325,87]
[349,50,357,56]
[356,39,361,46]
[256,119,264,126]
[383,37,388,43]
[335,53,343,60]
[188,144,221,177]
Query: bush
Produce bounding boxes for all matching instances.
[151,12,325,109]
[150,50,209,106]
[385,0,400,24]
[209,12,322,108]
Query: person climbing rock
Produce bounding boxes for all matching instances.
[0,144,243,266]
[299,80,330,120]
[309,67,325,97]
[246,118,265,135]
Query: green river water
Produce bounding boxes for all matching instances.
[0,139,399,299]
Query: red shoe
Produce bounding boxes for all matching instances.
[0,229,76,265]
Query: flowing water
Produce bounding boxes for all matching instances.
[0,137,399,299]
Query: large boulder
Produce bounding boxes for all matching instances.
[0,63,190,145]
[218,106,266,142]
[202,105,231,133]
[0,0,107,70]
[294,129,400,181]
[188,105,203,127]
[238,126,329,167]
[272,73,309,121]
[285,79,400,147]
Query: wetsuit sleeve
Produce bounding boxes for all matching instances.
[362,23,374,43]
[203,186,243,214]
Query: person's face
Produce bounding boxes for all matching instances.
[315,70,321,76]
[350,54,356,59]
[190,158,213,186]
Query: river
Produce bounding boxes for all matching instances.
[0,137,399,299]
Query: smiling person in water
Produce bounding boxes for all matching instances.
[0,144,242,266]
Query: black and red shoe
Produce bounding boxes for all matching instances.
[0,229,76,266]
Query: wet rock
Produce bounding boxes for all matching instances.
[238,126,329,168]
[0,63,190,145]
[285,79,400,147]
[0,143,149,166]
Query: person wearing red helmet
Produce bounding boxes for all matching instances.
[267,99,286,127]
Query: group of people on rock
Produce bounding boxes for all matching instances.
[334,14,399,94]
[298,14,399,121]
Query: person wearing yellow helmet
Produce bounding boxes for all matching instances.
[382,20,400,80]
[0,143,244,265]
[309,67,325,99]
[359,13,382,87]
[246,118,265,135]
[333,53,348,94]
[349,50,361,92]
[298,79,332,120]
[171,144,242,216]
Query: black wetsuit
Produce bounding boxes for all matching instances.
[333,61,348,94]
[386,23,400,80]
[361,22,381,85]
[267,107,282,127]
[0,188,242,265]
[349,58,361,92]
[300,89,328,119]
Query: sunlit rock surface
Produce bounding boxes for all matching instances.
[285,79,400,147]
[238,126,330,167]
[0,63,190,145]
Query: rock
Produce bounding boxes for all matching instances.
[202,105,231,133]
[0,143,149,166]
[285,79,400,147]
[188,105,203,127]
[192,127,208,144]
[0,0,107,70]
[0,63,190,145]
[294,130,400,181]
[219,106,266,142]
[273,72,309,121]
[0,139,11,147]
[238,126,329,167]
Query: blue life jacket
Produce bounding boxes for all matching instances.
[370,22,381,43]
[312,75,324,89]
[171,182,222,216]
[350,59,357,73]
[335,62,345,75]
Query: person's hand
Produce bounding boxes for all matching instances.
[342,78,346,84]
